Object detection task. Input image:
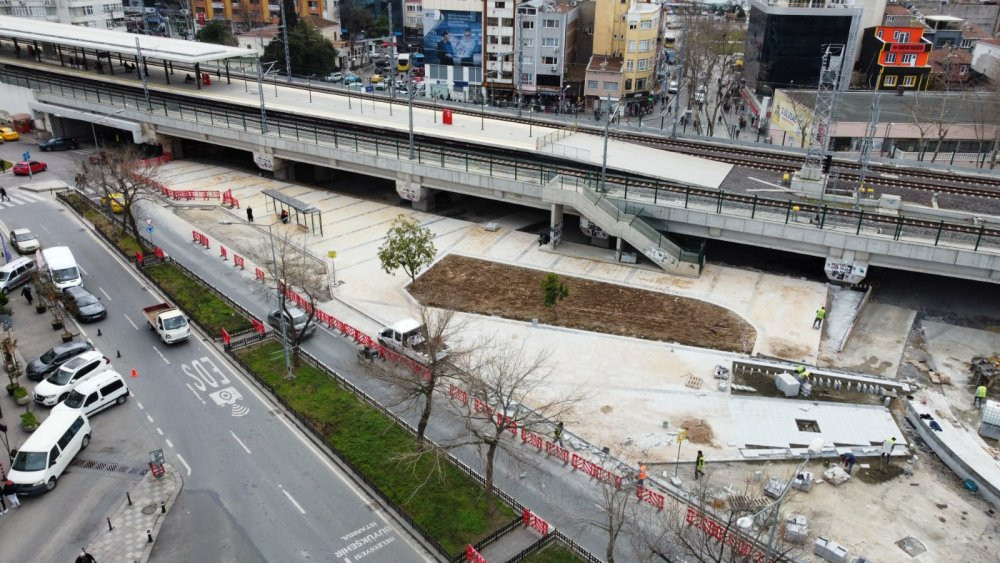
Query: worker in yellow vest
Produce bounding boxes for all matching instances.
[813,306,827,330]
[974,385,988,408]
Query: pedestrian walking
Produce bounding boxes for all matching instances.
[880,437,896,467]
[637,462,647,486]
[246,206,254,223]
[552,421,564,446]
[76,548,97,563]
[20,285,32,306]
[2,479,18,509]
[813,306,826,329]
[0,187,9,202]
[974,384,988,408]
[840,452,857,474]
[0,486,6,514]
[695,451,706,480]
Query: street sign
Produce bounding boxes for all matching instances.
[327,250,337,259]
[147,225,154,234]
[677,430,687,443]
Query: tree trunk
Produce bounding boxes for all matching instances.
[485,439,498,516]
[606,527,618,563]
[416,384,434,446]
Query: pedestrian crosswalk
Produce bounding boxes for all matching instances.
[0,189,48,209]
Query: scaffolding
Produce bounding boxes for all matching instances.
[801,44,845,176]
[855,92,881,206]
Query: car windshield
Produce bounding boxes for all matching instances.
[47,367,74,386]
[63,390,85,408]
[39,348,57,363]
[12,451,46,472]
[76,294,99,306]
[162,316,187,330]
[0,272,9,282]
[53,267,79,282]
[14,232,35,242]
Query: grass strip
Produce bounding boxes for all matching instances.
[237,341,514,555]
[145,262,252,335]
[522,543,589,563]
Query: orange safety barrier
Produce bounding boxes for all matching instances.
[255,267,266,281]
[686,507,766,561]
[233,254,245,269]
[522,509,550,536]
[220,246,228,261]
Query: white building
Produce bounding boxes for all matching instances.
[0,0,126,29]
[972,38,1000,83]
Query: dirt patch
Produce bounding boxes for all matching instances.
[732,369,886,406]
[854,462,905,484]
[679,418,715,444]
[411,255,756,353]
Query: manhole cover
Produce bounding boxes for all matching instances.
[142,504,158,515]
[896,536,927,557]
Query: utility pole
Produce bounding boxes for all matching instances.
[407,61,415,159]
[134,38,151,111]
[279,0,292,82]
[855,92,880,208]
[599,94,612,193]
[388,1,395,115]
[256,57,270,133]
[516,10,523,118]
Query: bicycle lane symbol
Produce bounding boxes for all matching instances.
[181,356,250,417]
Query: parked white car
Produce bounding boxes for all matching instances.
[53,370,128,417]
[34,350,112,406]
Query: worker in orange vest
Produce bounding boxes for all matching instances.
[637,462,647,486]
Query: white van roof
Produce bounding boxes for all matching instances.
[70,370,125,396]
[19,411,87,451]
[0,256,33,271]
[41,246,77,269]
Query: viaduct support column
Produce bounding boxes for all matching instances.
[396,173,434,211]
[549,204,564,248]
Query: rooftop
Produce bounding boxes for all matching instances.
[0,15,254,64]
[586,55,624,73]
[884,4,910,16]
[303,14,338,29]
[779,88,999,124]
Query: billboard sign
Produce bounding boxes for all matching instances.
[422,10,482,67]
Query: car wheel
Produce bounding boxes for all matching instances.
[40,146,47,152]
[42,165,47,171]
[81,434,91,449]
[46,477,57,491]
[116,394,127,405]
[1,288,7,295]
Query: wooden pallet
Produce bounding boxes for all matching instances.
[686,376,703,389]
[728,494,769,512]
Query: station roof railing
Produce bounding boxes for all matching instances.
[0,16,256,64]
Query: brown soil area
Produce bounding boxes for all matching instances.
[410,255,756,353]
[679,418,715,444]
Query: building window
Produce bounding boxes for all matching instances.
[625,59,634,71]
[897,32,910,43]
[603,81,618,91]
[82,5,94,14]
[501,36,512,45]
[885,53,896,64]
[884,75,897,87]
[542,37,558,47]
[488,17,498,26]
[518,19,530,28]
[641,20,652,30]
[628,22,636,29]
[639,40,650,52]
[587,80,598,88]
[638,58,648,70]
[502,17,513,26]
[627,40,635,52]
[902,76,916,87]
[542,56,557,65]
[624,78,632,90]
[495,1,505,7]
[636,78,646,90]
[959,64,969,75]
[522,38,533,47]
[520,73,531,82]
[522,56,534,65]
[901,54,916,64]
[543,19,558,28]
[876,29,883,39]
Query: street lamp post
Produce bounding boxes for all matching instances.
[599,95,612,193]
[407,63,415,159]
[267,224,293,379]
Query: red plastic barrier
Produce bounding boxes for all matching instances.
[466,545,487,563]
[255,267,266,281]
[521,428,544,451]
[192,230,200,243]
[496,412,518,435]
[220,246,228,261]
[233,254,245,269]
[192,231,210,249]
[449,384,468,405]
[571,454,623,488]
[153,246,165,259]
[221,327,231,346]
[545,441,570,463]
[222,189,240,208]
[134,251,144,264]
[252,318,266,334]
[522,508,550,536]
[473,398,494,417]
[685,507,765,561]
[636,486,665,510]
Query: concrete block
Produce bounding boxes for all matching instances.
[763,477,786,499]
[791,471,814,492]
[982,400,1000,426]
[784,514,808,544]
[774,372,800,397]
[814,536,849,563]
[823,466,851,486]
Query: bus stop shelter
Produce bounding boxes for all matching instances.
[263,189,324,236]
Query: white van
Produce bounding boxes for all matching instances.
[53,370,128,417]
[40,246,82,290]
[0,256,37,294]
[7,411,91,494]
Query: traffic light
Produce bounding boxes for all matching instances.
[822,155,833,173]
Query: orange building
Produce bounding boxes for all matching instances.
[857,25,933,91]
[190,0,330,31]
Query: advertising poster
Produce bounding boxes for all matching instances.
[422,9,482,67]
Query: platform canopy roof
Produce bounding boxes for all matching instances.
[0,16,255,64]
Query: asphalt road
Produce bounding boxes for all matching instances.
[0,148,434,562]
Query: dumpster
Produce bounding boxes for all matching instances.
[442,109,453,125]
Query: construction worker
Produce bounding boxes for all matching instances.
[695,451,706,480]
[637,462,647,486]
[880,437,896,466]
[553,421,564,446]
[974,384,988,408]
[794,365,806,378]
[840,452,857,474]
[813,306,827,330]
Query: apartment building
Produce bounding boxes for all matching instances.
[584,0,660,109]
[421,0,484,100]
[515,0,577,102]
[403,0,423,48]
[188,0,338,31]
[857,24,932,90]
[0,0,126,29]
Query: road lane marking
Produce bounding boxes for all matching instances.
[98,287,112,301]
[165,439,174,448]
[39,225,51,233]
[78,264,88,276]
[280,486,307,514]
[123,314,139,330]
[152,346,171,364]
[185,383,206,404]
[156,427,164,435]
[176,453,192,476]
[230,431,252,454]
[146,414,154,423]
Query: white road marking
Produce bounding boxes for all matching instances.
[156,427,164,435]
[176,453,192,476]
[185,383,206,404]
[123,314,139,330]
[98,287,112,301]
[78,264,88,276]
[146,414,154,423]
[136,400,143,409]
[230,430,252,454]
[165,439,174,448]
[39,225,51,233]
[152,346,171,364]
[280,486,307,514]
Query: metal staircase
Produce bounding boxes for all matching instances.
[542,176,703,277]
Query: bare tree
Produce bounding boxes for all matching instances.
[451,342,578,516]
[362,306,471,447]
[247,230,328,369]
[903,92,955,162]
[679,15,744,136]
[75,144,163,246]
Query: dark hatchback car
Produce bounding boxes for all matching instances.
[63,286,107,322]
[26,340,95,381]
[267,306,316,338]
[38,136,80,151]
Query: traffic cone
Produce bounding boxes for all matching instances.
[131,368,137,378]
